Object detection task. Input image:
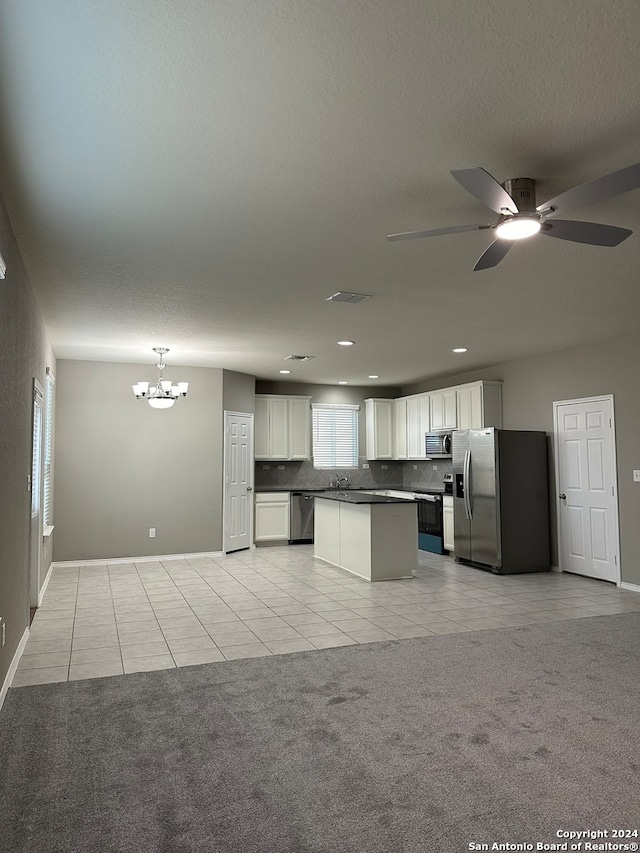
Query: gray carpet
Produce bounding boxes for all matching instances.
[1,613,639,853]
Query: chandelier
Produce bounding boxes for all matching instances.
[132,347,189,409]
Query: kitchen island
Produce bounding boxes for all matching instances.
[307,491,417,581]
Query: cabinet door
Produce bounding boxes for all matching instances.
[288,397,311,459]
[406,397,421,458]
[419,394,431,440]
[429,393,444,431]
[457,384,483,430]
[254,397,269,459]
[393,399,407,459]
[268,397,289,459]
[255,493,290,542]
[443,501,454,551]
[443,389,457,430]
[366,399,394,459]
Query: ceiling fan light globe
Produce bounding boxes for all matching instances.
[496,217,541,240]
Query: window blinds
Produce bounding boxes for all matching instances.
[312,403,359,468]
[43,372,55,526]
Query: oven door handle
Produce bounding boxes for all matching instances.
[463,450,472,520]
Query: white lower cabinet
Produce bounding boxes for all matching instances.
[443,495,454,552]
[254,492,290,543]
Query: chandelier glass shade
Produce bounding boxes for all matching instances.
[132,347,188,409]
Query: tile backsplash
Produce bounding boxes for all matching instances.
[402,459,452,490]
[254,458,452,490]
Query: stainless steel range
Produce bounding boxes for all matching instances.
[412,474,452,554]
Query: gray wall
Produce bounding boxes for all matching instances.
[223,370,256,415]
[403,331,640,586]
[0,193,56,688]
[53,361,228,561]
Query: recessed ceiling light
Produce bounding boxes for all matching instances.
[338,380,349,385]
[280,369,291,374]
[452,347,468,353]
[337,340,355,346]
[368,375,379,379]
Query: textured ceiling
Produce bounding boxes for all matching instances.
[1,0,640,387]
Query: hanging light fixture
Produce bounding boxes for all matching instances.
[132,347,188,409]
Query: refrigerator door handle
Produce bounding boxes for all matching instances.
[463,450,472,520]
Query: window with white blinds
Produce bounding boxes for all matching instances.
[43,371,55,527]
[312,403,359,469]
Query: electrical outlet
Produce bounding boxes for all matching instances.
[413,465,417,470]
[634,470,640,482]
[277,465,285,470]
[433,465,438,470]
[381,464,388,469]
[1,618,5,648]
[362,463,369,469]
[149,528,156,538]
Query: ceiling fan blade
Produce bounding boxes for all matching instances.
[473,238,513,271]
[539,220,632,246]
[386,224,492,241]
[451,168,519,215]
[538,162,640,215]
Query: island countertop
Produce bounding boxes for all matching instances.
[303,490,415,504]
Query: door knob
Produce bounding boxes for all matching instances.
[247,486,253,492]
[559,493,566,500]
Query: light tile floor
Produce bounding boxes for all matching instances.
[12,546,640,687]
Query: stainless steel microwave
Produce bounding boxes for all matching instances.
[425,432,452,457]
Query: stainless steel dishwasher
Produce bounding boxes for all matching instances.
[289,492,314,543]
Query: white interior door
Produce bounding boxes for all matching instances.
[30,380,45,607]
[224,411,253,553]
[554,396,619,583]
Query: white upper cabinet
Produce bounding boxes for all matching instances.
[456,381,502,430]
[288,396,312,459]
[365,398,394,459]
[393,398,408,460]
[406,394,431,458]
[429,388,457,431]
[254,395,311,460]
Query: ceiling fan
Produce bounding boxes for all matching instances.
[387,162,640,270]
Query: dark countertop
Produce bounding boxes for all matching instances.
[304,490,418,505]
[255,486,405,493]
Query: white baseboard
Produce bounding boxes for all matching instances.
[620,581,640,594]
[550,564,561,573]
[0,626,30,712]
[51,551,224,569]
[38,562,54,606]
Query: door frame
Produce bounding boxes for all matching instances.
[552,394,621,585]
[30,378,45,607]
[223,411,254,554]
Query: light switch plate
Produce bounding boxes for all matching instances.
[633,470,640,482]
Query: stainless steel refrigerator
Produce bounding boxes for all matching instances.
[452,428,550,574]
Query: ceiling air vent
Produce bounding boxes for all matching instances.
[285,354,315,362]
[326,292,372,304]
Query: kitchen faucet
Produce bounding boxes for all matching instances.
[332,474,350,489]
